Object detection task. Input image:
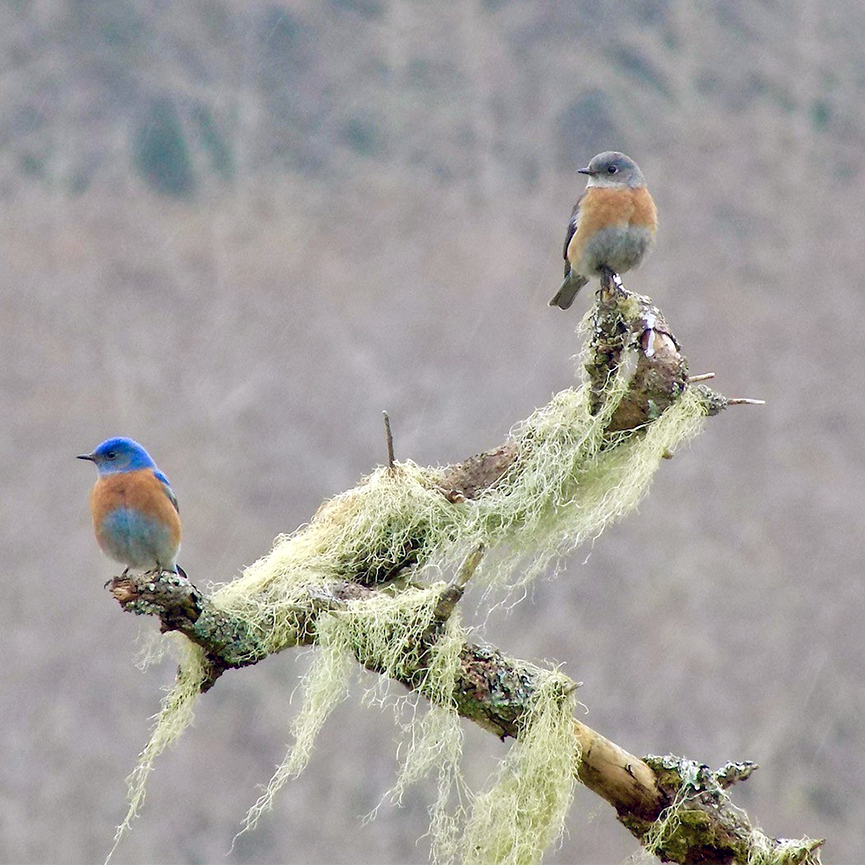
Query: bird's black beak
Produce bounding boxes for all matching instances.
[577,166,595,176]
[77,453,95,462]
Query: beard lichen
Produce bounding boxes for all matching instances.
[746,833,824,865]
[460,671,580,865]
[238,583,466,839]
[210,349,707,631]
[106,635,209,862]
[110,356,711,860]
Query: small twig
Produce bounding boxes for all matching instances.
[382,410,395,469]
[692,386,766,416]
[455,544,485,591]
[688,372,715,383]
[715,760,759,790]
[432,544,485,624]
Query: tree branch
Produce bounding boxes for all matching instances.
[106,277,818,863]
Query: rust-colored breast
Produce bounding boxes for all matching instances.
[90,469,181,548]
[567,186,658,266]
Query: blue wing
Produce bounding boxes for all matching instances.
[153,468,179,513]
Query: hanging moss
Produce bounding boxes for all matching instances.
[110,318,711,859]
[461,671,580,865]
[106,636,208,860]
[237,584,466,838]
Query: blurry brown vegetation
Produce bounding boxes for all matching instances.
[2,1,865,862]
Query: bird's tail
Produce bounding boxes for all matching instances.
[548,273,589,310]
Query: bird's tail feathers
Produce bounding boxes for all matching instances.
[549,274,588,310]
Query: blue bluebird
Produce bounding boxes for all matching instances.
[550,151,658,310]
[78,437,183,577]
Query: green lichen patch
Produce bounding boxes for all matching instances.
[638,755,823,865]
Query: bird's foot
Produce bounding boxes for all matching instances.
[105,568,131,590]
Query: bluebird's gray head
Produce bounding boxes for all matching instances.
[578,151,646,189]
[77,437,157,476]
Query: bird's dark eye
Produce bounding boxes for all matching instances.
[106,451,116,460]
[607,165,618,174]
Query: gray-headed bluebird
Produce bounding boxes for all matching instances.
[78,437,183,576]
[549,151,658,310]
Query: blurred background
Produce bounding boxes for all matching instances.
[2,1,864,862]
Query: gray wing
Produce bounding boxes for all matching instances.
[562,194,583,278]
[550,194,589,309]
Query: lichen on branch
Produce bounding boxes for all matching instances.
[104,278,812,865]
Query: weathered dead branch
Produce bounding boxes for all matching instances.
[105,274,816,863]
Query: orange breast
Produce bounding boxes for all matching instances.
[90,470,181,549]
[567,186,658,266]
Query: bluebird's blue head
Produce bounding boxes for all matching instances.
[77,437,157,476]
